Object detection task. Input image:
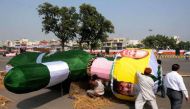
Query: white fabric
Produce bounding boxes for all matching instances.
[36,53,46,63]
[94,80,105,95]
[164,71,188,98]
[87,89,96,95]
[42,61,70,87]
[135,93,158,109]
[5,65,13,72]
[136,72,156,100]
[153,80,159,93]
[148,50,158,77]
[182,90,189,98]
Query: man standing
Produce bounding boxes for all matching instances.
[135,67,158,109]
[156,59,165,97]
[165,64,189,109]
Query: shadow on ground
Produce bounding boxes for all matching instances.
[16,79,154,109]
[17,90,64,109]
[103,86,153,109]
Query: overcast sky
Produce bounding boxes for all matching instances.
[0,0,190,41]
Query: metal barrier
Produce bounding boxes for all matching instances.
[156,55,190,59]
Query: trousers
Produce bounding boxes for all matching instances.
[167,88,183,109]
[135,93,158,109]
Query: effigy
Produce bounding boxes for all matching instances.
[110,49,158,101]
[3,49,158,101]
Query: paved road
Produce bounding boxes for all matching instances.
[0,55,190,109]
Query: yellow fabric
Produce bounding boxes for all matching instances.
[112,49,152,101]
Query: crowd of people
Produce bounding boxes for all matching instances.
[86,60,189,109]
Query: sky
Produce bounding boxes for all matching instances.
[0,0,190,41]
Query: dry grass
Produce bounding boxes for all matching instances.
[73,95,112,109]
[69,82,113,109]
[0,72,6,89]
[0,96,11,109]
[0,72,10,109]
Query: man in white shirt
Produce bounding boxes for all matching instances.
[87,75,104,98]
[135,67,158,109]
[164,64,189,109]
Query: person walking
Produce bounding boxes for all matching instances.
[156,59,165,97]
[164,64,189,109]
[135,67,158,109]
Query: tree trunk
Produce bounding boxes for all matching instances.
[87,42,92,52]
[79,41,83,50]
[61,39,65,51]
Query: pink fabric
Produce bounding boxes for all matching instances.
[90,58,113,80]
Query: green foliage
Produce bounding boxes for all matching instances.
[178,41,190,50]
[38,3,114,50]
[38,2,79,50]
[125,44,144,48]
[78,4,114,50]
[142,34,177,49]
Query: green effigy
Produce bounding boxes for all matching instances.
[7,52,41,66]
[4,64,50,93]
[4,50,95,93]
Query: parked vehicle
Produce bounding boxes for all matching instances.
[184,51,190,55]
[3,52,17,57]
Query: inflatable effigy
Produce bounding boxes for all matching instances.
[110,49,158,101]
[4,49,159,101]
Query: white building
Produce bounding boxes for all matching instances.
[13,38,29,48]
[127,40,140,45]
[103,37,128,50]
[173,36,180,44]
[0,41,3,47]
[4,40,14,47]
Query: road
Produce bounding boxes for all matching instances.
[0,55,190,109]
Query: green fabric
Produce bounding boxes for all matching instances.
[4,50,94,93]
[106,57,114,61]
[7,52,40,67]
[157,66,162,86]
[42,50,94,80]
[149,74,157,82]
[4,64,50,94]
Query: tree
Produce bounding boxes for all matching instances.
[178,41,190,50]
[142,34,177,49]
[78,4,114,50]
[38,2,79,50]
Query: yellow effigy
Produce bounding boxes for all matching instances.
[111,49,158,101]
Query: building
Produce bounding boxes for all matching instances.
[173,36,180,44]
[127,40,140,45]
[0,41,4,47]
[14,38,29,48]
[103,37,128,50]
[4,40,14,47]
